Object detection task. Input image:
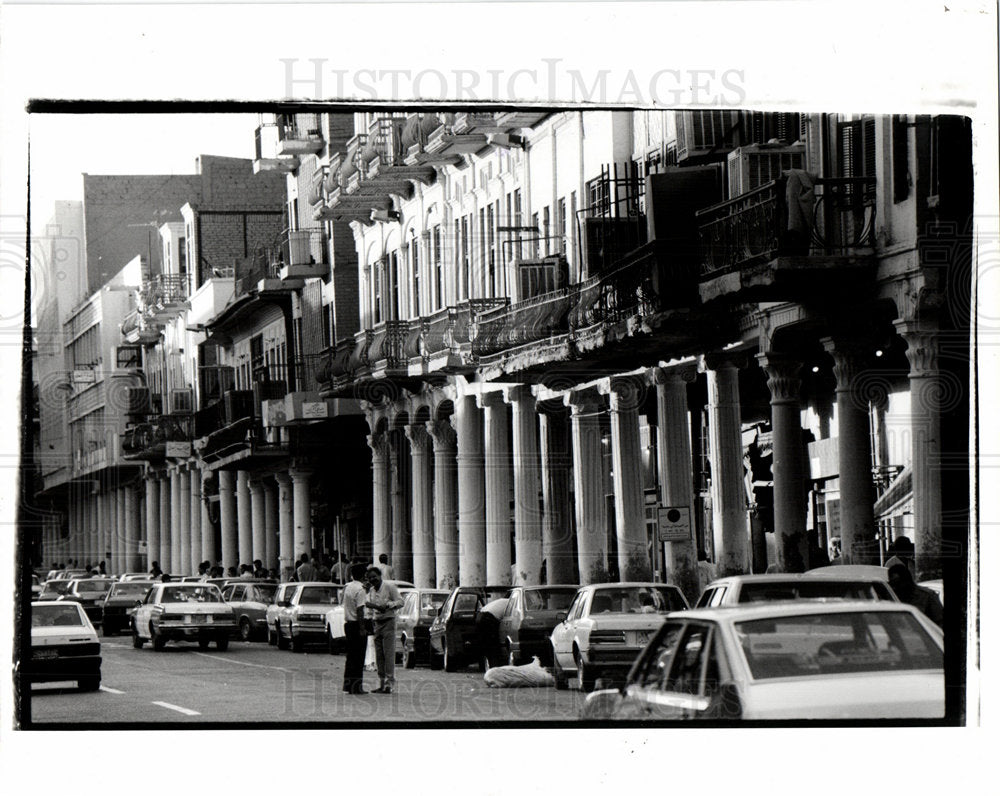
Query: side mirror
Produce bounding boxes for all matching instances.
[556,611,567,622]
[134,600,143,608]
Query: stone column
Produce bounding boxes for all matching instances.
[706,356,750,575]
[605,377,650,581]
[290,468,312,564]
[218,470,238,572]
[405,423,436,588]
[478,391,512,586]
[236,470,252,568]
[114,486,126,576]
[200,474,215,566]
[249,477,266,565]
[178,466,191,574]
[389,431,413,582]
[652,366,700,602]
[427,418,459,589]
[264,478,279,572]
[169,471,182,573]
[822,336,877,564]
[158,476,171,572]
[124,483,140,571]
[757,352,809,572]
[505,385,543,585]
[367,432,391,562]
[145,475,160,573]
[566,388,608,585]
[189,467,203,574]
[274,472,294,580]
[894,320,943,579]
[539,405,575,585]
[455,395,486,586]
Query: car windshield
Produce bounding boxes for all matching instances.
[420,593,446,612]
[250,585,278,602]
[735,610,943,680]
[110,583,151,598]
[41,581,71,596]
[299,587,338,605]
[739,581,883,603]
[523,588,577,611]
[32,604,85,627]
[161,585,224,603]
[588,586,682,615]
[74,580,111,593]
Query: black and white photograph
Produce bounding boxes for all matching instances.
[0,0,996,792]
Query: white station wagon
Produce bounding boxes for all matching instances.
[581,601,944,721]
[131,582,236,651]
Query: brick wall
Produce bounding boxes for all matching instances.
[198,211,284,284]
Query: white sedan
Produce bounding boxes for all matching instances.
[582,601,944,720]
[27,601,102,691]
[550,582,689,692]
[131,582,236,651]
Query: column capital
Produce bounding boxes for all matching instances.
[757,352,804,405]
[476,389,507,410]
[426,418,457,450]
[502,383,535,405]
[649,363,698,386]
[564,386,604,414]
[404,423,433,452]
[893,319,939,377]
[274,472,292,487]
[703,351,749,372]
[247,477,264,493]
[289,468,313,483]
[367,432,390,459]
[820,336,871,392]
[600,374,646,411]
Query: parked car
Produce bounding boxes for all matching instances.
[395,588,450,668]
[276,582,341,652]
[37,580,74,601]
[28,601,102,691]
[266,583,298,645]
[48,569,88,581]
[324,580,414,652]
[498,585,579,666]
[58,578,113,626]
[119,572,153,582]
[581,601,944,720]
[101,580,154,636]
[222,581,279,641]
[695,573,898,608]
[429,585,511,672]
[131,582,236,651]
[550,582,689,692]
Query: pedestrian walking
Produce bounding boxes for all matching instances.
[886,557,943,628]
[364,566,403,694]
[295,553,316,582]
[341,563,370,695]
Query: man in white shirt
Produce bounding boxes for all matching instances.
[376,553,395,581]
[365,566,403,694]
[341,563,370,695]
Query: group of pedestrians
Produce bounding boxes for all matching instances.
[341,561,403,695]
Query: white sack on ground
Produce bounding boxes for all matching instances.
[483,656,556,688]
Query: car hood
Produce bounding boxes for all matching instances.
[742,671,944,719]
[32,627,98,646]
[156,603,232,615]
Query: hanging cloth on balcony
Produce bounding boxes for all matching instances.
[784,169,816,235]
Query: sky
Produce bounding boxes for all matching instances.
[28,113,261,224]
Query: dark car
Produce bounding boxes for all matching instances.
[58,578,113,626]
[428,585,511,672]
[497,585,579,666]
[395,588,450,668]
[222,581,279,641]
[101,580,154,636]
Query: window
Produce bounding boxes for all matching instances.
[388,251,400,321]
[838,116,876,178]
[486,203,496,295]
[634,622,685,688]
[531,212,540,258]
[460,216,470,300]
[556,198,566,255]
[587,177,609,215]
[322,303,333,348]
[432,225,443,309]
[373,259,384,323]
[541,206,550,257]
[513,189,523,260]
[410,236,420,316]
[665,625,713,694]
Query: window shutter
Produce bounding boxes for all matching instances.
[892,115,910,203]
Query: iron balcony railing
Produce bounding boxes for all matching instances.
[472,288,575,356]
[269,228,326,269]
[697,175,877,277]
[140,274,189,309]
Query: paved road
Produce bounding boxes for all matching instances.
[27,637,587,724]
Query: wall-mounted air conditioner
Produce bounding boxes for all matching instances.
[726,143,806,199]
[169,388,194,415]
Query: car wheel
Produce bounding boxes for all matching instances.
[238,618,252,642]
[403,642,416,669]
[216,636,229,652]
[152,626,166,652]
[79,675,101,692]
[198,638,211,650]
[553,647,568,690]
[444,638,459,672]
[277,624,290,650]
[132,624,145,649]
[575,649,595,692]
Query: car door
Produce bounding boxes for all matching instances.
[551,591,583,664]
[499,590,519,648]
[133,587,158,637]
[399,592,417,644]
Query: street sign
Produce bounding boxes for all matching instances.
[657,506,692,542]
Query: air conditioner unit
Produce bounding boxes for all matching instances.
[125,386,152,416]
[726,143,806,199]
[169,388,194,415]
[676,110,741,164]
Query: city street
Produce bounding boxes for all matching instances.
[27,638,586,725]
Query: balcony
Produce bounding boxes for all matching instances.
[253,123,298,173]
[142,274,189,320]
[187,272,235,327]
[472,286,575,358]
[697,175,877,303]
[423,114,489,157]
[276,114,324,156]
[121,415,193,462]
[403,113,462,167]
[271,228,328,281]
[120,308,162,345]
[359,117,436,204]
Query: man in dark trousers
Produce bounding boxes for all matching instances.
[365,566,404,694]
[886,557,944,628]
[342,563,370,695]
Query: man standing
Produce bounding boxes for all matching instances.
[886,557,943,628]
[365,566,403,694]
[376,553,394,581]
[296,553,316,582]
[342,563,370,695]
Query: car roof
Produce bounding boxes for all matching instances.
[517,584,580,591]
[806,564,889,580]
[704,573,888,588]
[672,600,920,623]
[585,581,682,590]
